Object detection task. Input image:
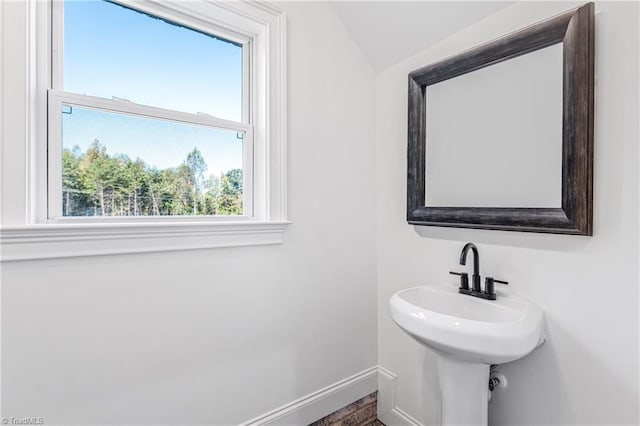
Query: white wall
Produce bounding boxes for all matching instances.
[1,1,378,424]
[376,2,639,425]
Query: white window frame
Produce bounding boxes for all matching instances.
[0,0,288,261]
[48,0,256,221]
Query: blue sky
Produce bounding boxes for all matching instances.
[62,0,243,174]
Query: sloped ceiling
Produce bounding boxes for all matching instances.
[331,1,513,70]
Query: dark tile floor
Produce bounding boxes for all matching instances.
[308,391,385,426]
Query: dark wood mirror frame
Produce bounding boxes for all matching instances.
[407,3,594,235]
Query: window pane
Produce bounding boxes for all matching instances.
[61,105,244,217]
[63,1,243,121]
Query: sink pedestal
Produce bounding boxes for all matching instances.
[436,355,490,426]
[390,283,545,426]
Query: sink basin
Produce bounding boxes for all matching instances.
[390,283,545,364]
[390,283,545,426]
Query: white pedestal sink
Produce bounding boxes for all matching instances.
[390,284,545,426]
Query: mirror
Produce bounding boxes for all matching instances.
[407,3,594,235]
[425,44,563,208]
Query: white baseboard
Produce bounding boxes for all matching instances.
[241,365,424,426]
[379,407,423,426]
[241,366,378,426]
[377,366,424,426]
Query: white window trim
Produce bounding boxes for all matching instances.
[0,0,289,261]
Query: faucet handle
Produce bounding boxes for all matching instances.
[484,277,508,298]
[449,271,469,290]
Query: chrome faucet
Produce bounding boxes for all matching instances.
[450,242,509,300]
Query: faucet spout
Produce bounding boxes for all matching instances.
[459,243,481,292]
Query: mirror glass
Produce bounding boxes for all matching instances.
[424,43,563,208]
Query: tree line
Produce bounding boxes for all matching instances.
[62,140,243,217]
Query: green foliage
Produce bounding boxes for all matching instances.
[62,140,243,217]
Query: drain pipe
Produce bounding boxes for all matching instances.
[488,366,507,402]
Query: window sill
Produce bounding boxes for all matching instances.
[0,221,291,261]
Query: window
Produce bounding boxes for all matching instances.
[50,0,252,219]
[0,0,287,260]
